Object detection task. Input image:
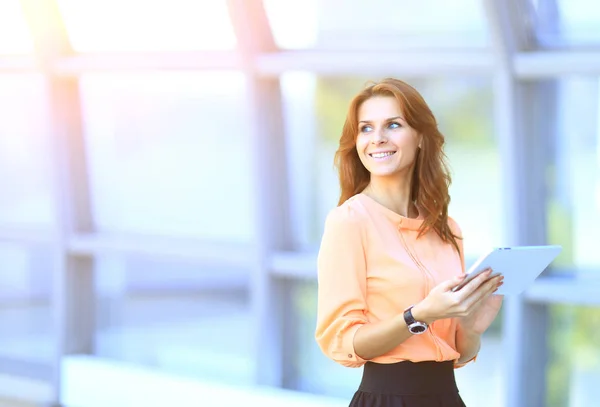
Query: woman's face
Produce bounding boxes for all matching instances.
[356,96,421,179]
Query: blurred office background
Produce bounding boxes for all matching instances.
[0,0,599,406]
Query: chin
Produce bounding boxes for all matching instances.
[368,169,402,178]
[367,164,410,179]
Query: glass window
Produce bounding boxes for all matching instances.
[533,0,600,48]
[547,304,600,407]
[0,243,54,365]
[264,0,489,50]
[289,280,504,404]
[79,72,254,242]
[291,280,361,397]
[94,256,254,385]
[547,77,600,272]
[56,0,236,52]
[0,0,34,54]
[282,74,501,259]
[0,74,55,226]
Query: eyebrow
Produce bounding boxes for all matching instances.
[359,116,404,124]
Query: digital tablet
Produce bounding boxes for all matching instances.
[452,245,562,296]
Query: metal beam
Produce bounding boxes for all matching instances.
[269,252,317,280]
[256,50,494,77]
[67,233,255,268]
[495,76,551,407]
[0,56,37,71]
[227,0,293,388]
[525,276,600,305]
[2,50,494,76]
[227,0,277,59]
[47,72,96,379]
[500,32,559,407]
[0,225,57,245]
[531,0,560,48]
[20,1,94,405]
[241,77,294,386]
[484,1,552,406]
[19,0,72,64]
[515,51,600,78]
[39,50,600,78]
[483,0,519,66]
[507,0,539,51]
[51,51,241,74]
[7,48,600,80]
[0,357,53,382]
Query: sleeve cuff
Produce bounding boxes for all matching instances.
[335,322,367,367]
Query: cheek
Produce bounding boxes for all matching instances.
[394,132,419,151]
[355,136,368,154]
[355,137,371,168]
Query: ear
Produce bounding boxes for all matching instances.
[418,136,423,149]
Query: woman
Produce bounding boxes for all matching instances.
[315,78,503,407]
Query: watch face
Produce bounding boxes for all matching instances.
[404,306,428,335]
[409,322,428,335]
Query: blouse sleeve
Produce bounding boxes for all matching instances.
[448,216,478,368]
[314,206,369,368]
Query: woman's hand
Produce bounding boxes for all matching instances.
[412,269,503,325]
[457,292,503,335]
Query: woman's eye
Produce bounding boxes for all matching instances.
[388,122,401,129]
[360,125,373,133]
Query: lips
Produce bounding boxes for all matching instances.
[369,151,396,158]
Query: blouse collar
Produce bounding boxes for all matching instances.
[355,193,424,231]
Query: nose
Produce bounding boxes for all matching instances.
[372,128,387,144]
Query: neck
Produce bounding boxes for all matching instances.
[363,173,417,218]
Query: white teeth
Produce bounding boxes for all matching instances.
[371,152,395,158]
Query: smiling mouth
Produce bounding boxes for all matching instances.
[369,151,396,158]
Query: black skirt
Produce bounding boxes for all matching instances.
[349,361,466,407]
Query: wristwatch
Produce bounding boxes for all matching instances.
[403,305,428,335]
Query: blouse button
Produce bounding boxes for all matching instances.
[348,354,353,359]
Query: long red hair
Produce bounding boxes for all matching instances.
[334,78,460,252]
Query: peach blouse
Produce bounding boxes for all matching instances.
[315,193,474,369]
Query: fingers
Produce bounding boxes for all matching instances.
[474,275,503,300]
[454,268,494,298]
[439,275,467,292]
[463,275,503,312]
[436,270,504,319]
[474,270,503,294]
[453,273,501,312]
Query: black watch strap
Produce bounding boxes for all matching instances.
[404,306,418,324]
[404,305,428,335]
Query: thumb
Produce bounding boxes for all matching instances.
[438,274,466,292]
[488,294,504,308]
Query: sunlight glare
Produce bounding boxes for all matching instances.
[55,0,236,52]
[263,0,318,49]
[0,0,34,53]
